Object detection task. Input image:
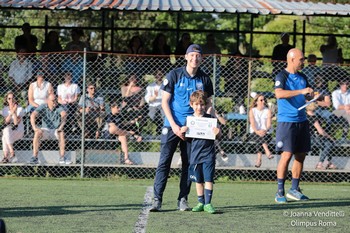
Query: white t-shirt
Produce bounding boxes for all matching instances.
[1,106,25,131]
[144,82,162,107]
[57,83,81,103]
[8,59,33,85]
[249,107,271,134]
[32,81,52,105]
[332,89,350,110]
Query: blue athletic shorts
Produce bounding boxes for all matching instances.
[275,121,311,154]
[189,161,215,183]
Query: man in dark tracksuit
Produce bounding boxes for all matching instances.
[150,44,214,212]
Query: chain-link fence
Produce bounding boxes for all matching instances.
[0,51,349,181]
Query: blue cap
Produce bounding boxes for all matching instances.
[186,44,202,55]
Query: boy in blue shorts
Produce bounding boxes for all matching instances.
[181,90,220,214]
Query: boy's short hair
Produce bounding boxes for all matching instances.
[190,90,208,105]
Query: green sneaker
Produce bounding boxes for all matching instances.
[192,203,204,212]
[204,203,216,214]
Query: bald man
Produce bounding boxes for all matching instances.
[29,93,69,165]
[274,48,314,203]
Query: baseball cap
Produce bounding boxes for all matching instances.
[186,44,202,55]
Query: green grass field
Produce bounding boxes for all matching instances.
[0,178,349,233]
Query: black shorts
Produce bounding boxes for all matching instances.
[275,121,311,154]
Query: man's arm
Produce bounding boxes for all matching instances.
[275,87,313,99]
[162,91,184,140]
[317,95,331,108]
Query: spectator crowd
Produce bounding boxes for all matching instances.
[0,23,348,170]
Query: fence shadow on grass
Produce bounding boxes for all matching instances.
[220,197,350,212]
[0,203,142,218]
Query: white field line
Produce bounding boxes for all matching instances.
[133,186,153,233]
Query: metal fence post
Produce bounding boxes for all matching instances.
[212,54,217,107]
[80,49,87,178]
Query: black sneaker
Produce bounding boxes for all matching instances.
[28,156,39,165]
[150,199,162,212]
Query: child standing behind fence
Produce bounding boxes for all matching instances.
[181,90,221,214]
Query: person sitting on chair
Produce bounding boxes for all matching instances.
[77,83,105,139]
[0,92,25,163]
[306,102,337,170]
[103,102,142,165]
[28,93,69,165]
[248,93,274,168]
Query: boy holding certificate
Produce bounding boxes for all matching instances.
[181,90,221,214]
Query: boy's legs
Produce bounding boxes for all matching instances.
[196,183,204,197]
[190,164,205,212]
[203,161,216,213]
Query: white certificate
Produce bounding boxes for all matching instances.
[297,95,319,111]
[185,116,218,140]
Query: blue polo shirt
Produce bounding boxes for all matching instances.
[275,69,310,122]
[161,67,213,127]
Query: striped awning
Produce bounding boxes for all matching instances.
[0,0,349,16]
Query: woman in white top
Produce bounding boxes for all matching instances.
[249,94,274,168]
[27,71,53,112]
[57,72,80,133]
[144,70,164,134]
[57,72,80,109]
[1,92,25,163]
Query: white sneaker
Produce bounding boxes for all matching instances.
[59,157,72,165]
[65,159,72,165]
[59,157,65,164]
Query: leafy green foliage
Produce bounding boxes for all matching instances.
[0,8,349,60]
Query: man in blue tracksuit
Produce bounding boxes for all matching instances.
[150,44,214,212]
[274,48,314,203]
